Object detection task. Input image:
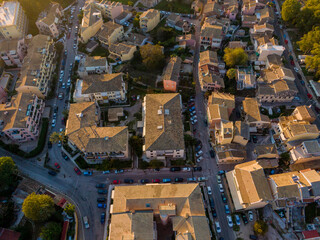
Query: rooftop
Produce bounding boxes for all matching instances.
[97,21,122,41]
[162,56,182,83]
[108,42,136,56]
[144,93,184,152]
[0,39,19,53]
[81,2,102,31]
[208,92,235,109]
[140,9,159,20]
[207,104,229,121]
[0,1,21,27]
[37,2,62,26]
[199,50,219,67]
[201,24,223,39]
[242,97,269,123]
[83,56,107,68]
[80,73,123,94]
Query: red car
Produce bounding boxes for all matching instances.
[152,179,160,183]
[290,60,295,66]
[113,180,120,184]
[54,162,60,169]
[307,93,313,99]
[74,167,81,175]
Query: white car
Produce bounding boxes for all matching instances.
[59,76,63,82]
[191,115,197,121]
[227,215,233,227]
[215,221,221,233]
[51,119,56,127]
[207,186,212,195]
[235,215,241,226]
[218,183,224,193]
[182,167,191,172]
[195,150,203,157]
[67,79,71,86]
[62,83,66,89]
[60,70,64,75]
[59,128,64,132]
[53,113,57,119]
[248,210,254,221]
[294,67,299,72]
[196,156,203,163]
[216,175,221,183]
[58,140,62,147]
[191,119,198,125]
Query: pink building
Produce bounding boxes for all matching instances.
[223,0,238,20]
[162,56,182,92]
[95,1,123,20]
[0,72,12,104]
[0,38,28,67]
[0,93,45,143]
[242,0,256,15]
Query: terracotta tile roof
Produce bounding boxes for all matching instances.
[208,104,229,121]
[199,50,219,67]
[81,73,123,94]
[242,97,269,123]
[162,56,182,83]
[97,21,122,41]
[208,92,235,109]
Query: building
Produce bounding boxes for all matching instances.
[65,102,129,163]
[85,40,99,53]
[0,1,28,40]
[302,230,320,240]
[36,3,63,38]
[140,0,161,8]
[175,34,196,50]
[199,71,224,92]
[166,13,180,28]
[226,160,273,210]
[15,35,56,98]
[203,1,223,17]
[0,92,45,143]
[208,92,235,116]
[114,10,132,25]
[73,73,126,103]
[256,7,274,24]
[200,23,223,49]
[222,0,238,20]
[0,228,21,240]
[0,38,28,67]
[199,50,221,73]
[292,105,316,123]
[78,56,111,77]
[79,2,103,43]
[233,121,250,146]
[215,143,247,164]
[142,93,185,162]
[0,72,12,103]
[254,144,279,168]
[268,169,320,207]
[126,33,148,47]
[108,42,136,62]
[97,21,124,46]
[257,43,285,62]
[140,9,160,32]
[108,108,123,122]
[207,103,229,130]
[236,67,256,90]
[257,80,298,103]
[290,140,320,169]
[94,0,123,19]
[162,56,182,92]
[242,98,270,132]
[109,184,211,240]
[242,15,258,28]
[228,41,247,49]
[251,22,274,36]
[242,0,256,15]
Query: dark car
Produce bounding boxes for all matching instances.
[212,207,217,217]
[97,203,106,208]
[170,167,181,172]
[98,189,108,194]
[195,140,202,147]
[193,167,202,172]
[174,177,183,182]
[53,106,58,113]
[221,193,227,203]
[252,135,258,143]
[61,152,69,161]
[140,179,149,184]
[249,235,258,240]
[48,170,57,176]
[101,213,105,224]
[124,179,134,184]
[195,145,202,152]
[218,170,225,175]
[297,73,302,80]
[209,150,215,158]
[96,184,106,188]
[315,106,320,113]
[300,80,305,85]
[48,141,52,148]
[241,213,249,224]
[97,198,106,203]
[209,196,214,208]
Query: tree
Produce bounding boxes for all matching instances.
[305,44,320,77]
[22,193,55,221]
[128,1,133,6]
[40,222,62,240]
[62,109,69,120]
[140,44,165,71]
[0,157,17,191]
[129,135,143,158]
[64,203,75,217]
[297,27,320,53]
[223,48,248,67]
[227,68,236,80]
[49,132,64,144]
[281,0,301,23]
[253,220,268,236]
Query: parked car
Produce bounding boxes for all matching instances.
[97,203,106,208]
[100,213,105,224]
[218,170,225,175]
[252,135,258,143]
[209,150,215,158]
[195,150,203,157]
[62,83,66,89]
[187,177,196,182]
[235,215,241,226]
[221,193,227,203]
[216,175,221,183]
[198,177,207,182]
[300,80,305,85]
[102,170,110,174]
[83,171,92,176]
[182,167,190,172]
[195,145,202,152]
[163,178,171,183]
[212,208,217,217]
[225,205,230,214]
[152,179,160,183]
[58,92,64,99]
[140,179,149,184]
[51,119,56,127]
[207,186,212,195]
[48,170,57,176]
[74,167,81,175]
[113,180,120,184]
[96,184,106,188]
[196,156,203,163]
[191,119,198,125]
[54,162,60,169]
[174,177,183,182]
[58,141,61,147]
[115,169,124,174]
[218,184,224,193]
[193,167,202,172]
[97,198,106,202]
[248,210,254,221]
[307,93,313,99]
[124,179,134,184]
[297,73,302,79]
[242,213,248,224]
[294,67,299,72]
[249,235,258,240]
[98,189,108,194]
[215,221,221,233]
[226,215,233,227]
[170,167,181,172]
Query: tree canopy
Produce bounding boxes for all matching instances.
[281,0,301,23]
[253,220,268,235]
[40,222,62,240]
[49,132,64,144]
[22,193,55,221]
[0,157,17,191]
[140,44,165,71]
[227,68,237,80]
[297,27,320,53]
[64,203,75,217]
[223,48,248,67]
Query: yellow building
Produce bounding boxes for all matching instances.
[15,35,56,98]
[139,9,160,32]
[97,21,124,46]
[80,2,103,43]
[0,1,28,39]
[108,42,136,62]
[109,184,211,240]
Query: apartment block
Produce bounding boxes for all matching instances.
[15,35,56,98]
[108,42,136,62]
[78,56,111,77]
[80,2,103,43]
[0,38,28,67]
[142,93,185,162]
[290,140,320,169]
[0,72,12,103]
[65,102,129,163]
[97,21,124,46]
[74,73,126,103]
[0,1,28,40]
[36,3,63,38]
[140,9,160,32]
[94,0,123,19]
[200,23,223,49]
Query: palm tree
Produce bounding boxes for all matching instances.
[49,132,64,144]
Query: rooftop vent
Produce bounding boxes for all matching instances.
[76,113,83,118]
[158,109,162,115]
[104,136,109,141]
[157,125,163,130]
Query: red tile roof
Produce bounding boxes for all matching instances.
[303,230,320,239]
[0,228,21,240]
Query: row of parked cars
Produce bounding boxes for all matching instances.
[96,183,107,223]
